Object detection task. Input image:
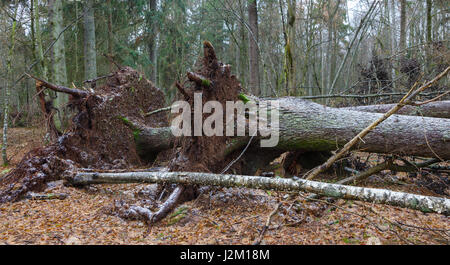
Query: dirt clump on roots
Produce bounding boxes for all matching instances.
[169,41,242,174]
[0,67,168,203]
[150,41,244,208]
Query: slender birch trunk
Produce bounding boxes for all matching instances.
[2,4,18,166]
[71,171,450,215]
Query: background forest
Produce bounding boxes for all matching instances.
[1,0,448,132]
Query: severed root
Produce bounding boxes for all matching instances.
[113,201,154,221]
[187,72,211,88]
[150,185,186,223]
[113,185,190,225]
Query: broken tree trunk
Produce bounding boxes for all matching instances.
[340,100,450,119]
[71,171,450,215]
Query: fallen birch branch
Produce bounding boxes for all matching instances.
[71,171,450,215]
[25,192,68,200]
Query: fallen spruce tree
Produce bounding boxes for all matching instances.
[130,96,450,161]
[0,41,449,223]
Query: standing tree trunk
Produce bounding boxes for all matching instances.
[34,0,48,80]
[49,0,68,87]
[147,0,158,84]
[285,0,296,95]
[426,0,432,44]
[83,0,97,81]
[49,0,69,128]
[248,0,260,95]
[325,0,340,101]
[2,3,18,166]
[399,0,407,52]
[238,0,247,86]
[389,0,397,90]
[425,0,432,72]
[106,0,114,72]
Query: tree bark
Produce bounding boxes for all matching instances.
[285,0,296,95]
[147,0,158,84]
[34,0,48,80]
[426,0,432,44]
[340,100,450,119]
[133,97,450,160]
[49,0,68,87]
[71,171,450,215]
[399,0,407,51]
[83,0,97,80]
[49,0,69,128]
[248,0,260,95]
[2,4,18,166]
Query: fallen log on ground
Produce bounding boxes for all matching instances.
[71,171,450,215]
[340,100,450,119]
[130,97,450,160]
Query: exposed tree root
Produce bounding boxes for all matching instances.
[0,67,167,203]
[149,41,244,221]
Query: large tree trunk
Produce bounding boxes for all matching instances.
[285,0,296,95]
[399,0,407,51]
[248,0,260,95]
[49,0,69,128]
[2,6,18,166]
[83,0,97,80]
[49,0,68,87]
[134,97,450,160]
[146,0,158,84]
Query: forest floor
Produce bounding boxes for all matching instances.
[0,127,448,245]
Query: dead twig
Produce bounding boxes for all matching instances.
[338,157,440,185]
[253,202,282,245]
[26,73,89,97]
[144,106,171,117]
[25,192,68,200]
[409,91,450,106]
[187,72,212,88]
